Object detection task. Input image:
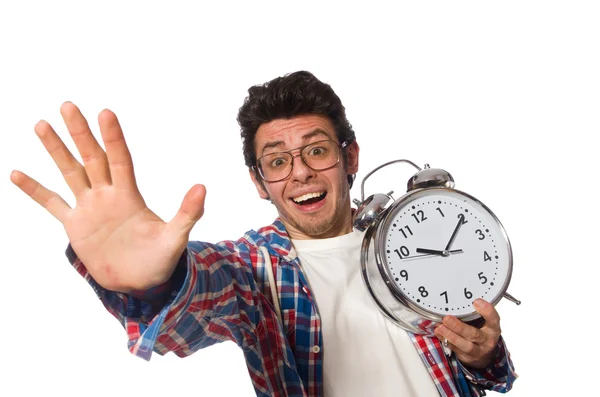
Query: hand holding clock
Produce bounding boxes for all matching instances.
[433,298,501,369]
[371,181,517,355]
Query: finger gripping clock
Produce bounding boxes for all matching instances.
[353,160,521,336]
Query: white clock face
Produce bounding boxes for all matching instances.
[380,188,512,318]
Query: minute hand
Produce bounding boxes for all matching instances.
[445,216,465,251]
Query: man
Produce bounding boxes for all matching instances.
[10,71,517,396]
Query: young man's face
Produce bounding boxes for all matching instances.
[250,115,359,240]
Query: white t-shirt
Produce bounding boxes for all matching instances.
[292,229,440,397]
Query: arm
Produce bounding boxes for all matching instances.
[67,238,263,360]
[11,103,237,358]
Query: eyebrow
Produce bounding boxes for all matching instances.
[261,129,331,154]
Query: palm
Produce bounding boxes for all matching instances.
[11,102,206,292]
[65,190,171,291]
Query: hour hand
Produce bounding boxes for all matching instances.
[416,248,463,257]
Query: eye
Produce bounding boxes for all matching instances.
[307,146,328,156]
[269,157,289,168]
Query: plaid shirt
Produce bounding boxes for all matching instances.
[67,218,517,397]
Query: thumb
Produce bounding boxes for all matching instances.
[169,184,206,234]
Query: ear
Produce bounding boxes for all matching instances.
[249,168,270,200]
[345,141,360,174]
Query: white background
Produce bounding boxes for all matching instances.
[1,1,598,396]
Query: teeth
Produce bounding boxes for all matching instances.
[293,192,324,203]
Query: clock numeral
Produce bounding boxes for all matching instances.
[399,225,413,239]
[411,210,428,224]
[440,291,448,304]
[478,272,488,284]
[476,229,486,240]
[484,251,491,262]
[418,286,429,297]
[458,213,468,224]
[464,288,473,299]
[394,246,410,259]
[400,270,408,281]
[436,207,445,217]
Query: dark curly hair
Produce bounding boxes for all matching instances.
[237,71,357,188]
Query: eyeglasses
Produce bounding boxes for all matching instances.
[254,139,351,182]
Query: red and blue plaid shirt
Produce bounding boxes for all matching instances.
[67,218,517,396]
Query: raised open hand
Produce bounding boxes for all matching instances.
[10,102,206,293]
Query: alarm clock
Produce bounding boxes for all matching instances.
[353,159,521,336]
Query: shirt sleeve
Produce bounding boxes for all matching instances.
[65,238,262,361]
[459,336,518,394]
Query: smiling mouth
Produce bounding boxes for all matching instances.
[292,192,327,205]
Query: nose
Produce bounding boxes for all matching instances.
[289,152,317,183]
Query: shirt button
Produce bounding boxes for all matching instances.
[312,345,321,354]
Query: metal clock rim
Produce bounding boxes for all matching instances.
[360,219,425,334]
[373,186,514,323]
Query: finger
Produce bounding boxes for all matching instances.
[60,102,112,187]
[433,329,454,353]
[10,170,71,222]
[434,323,476,357]
[34,119,91,195]
[441,315,486,345]
[98,109,137,190]
[169,184,206,235]
[473,299,501,332]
